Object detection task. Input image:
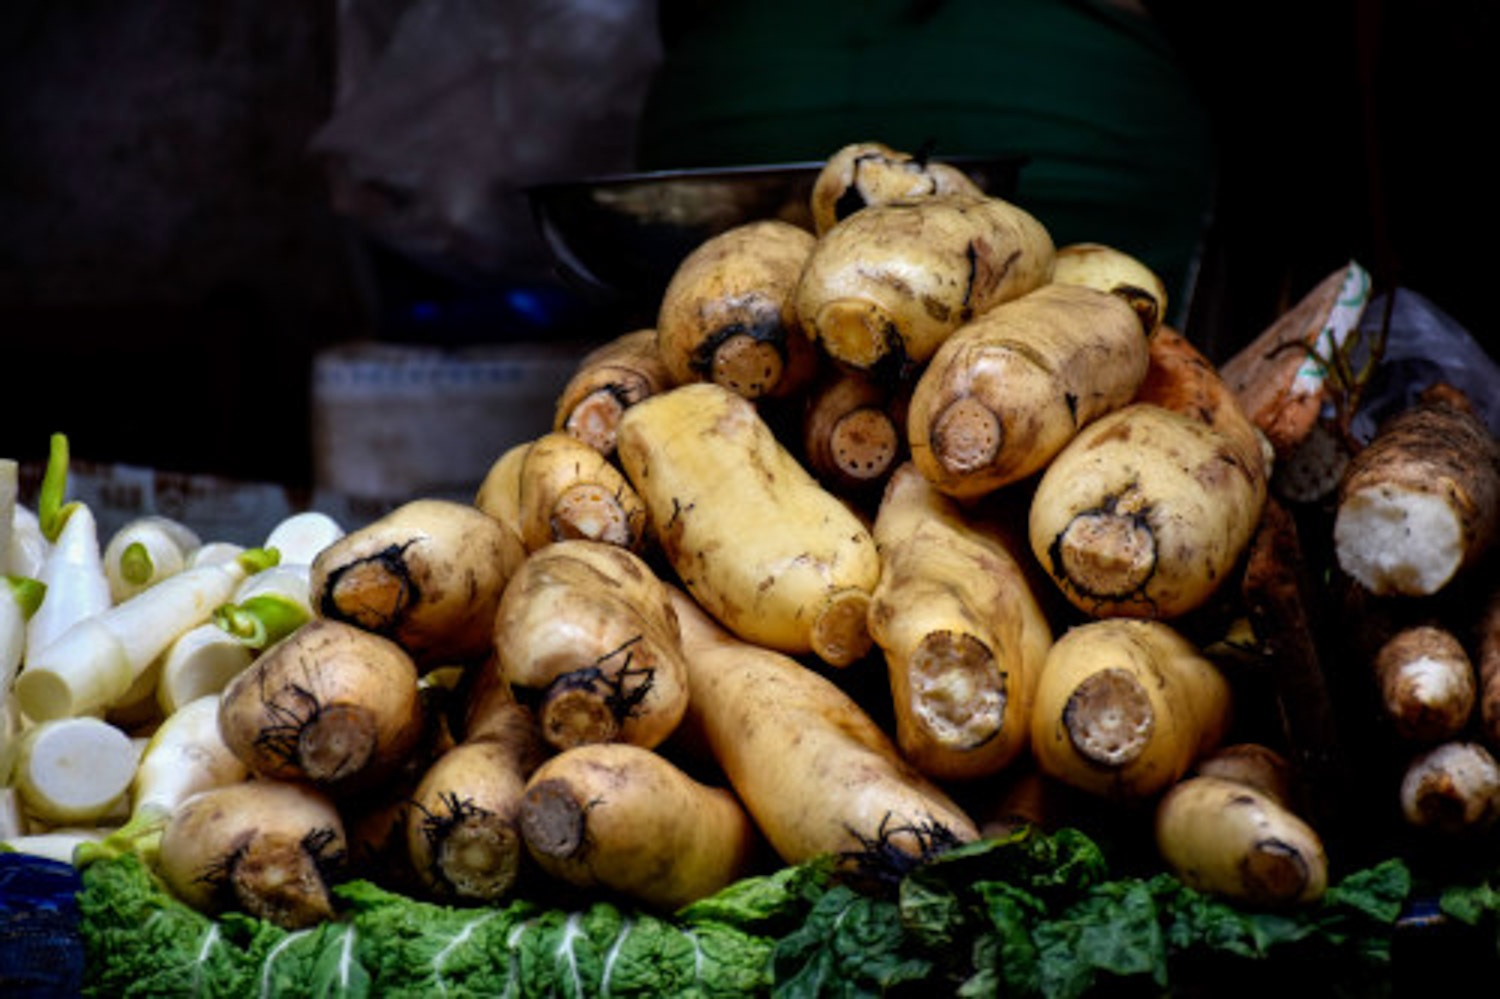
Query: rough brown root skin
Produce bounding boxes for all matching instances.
[930,396,1001,475]
[437,819,520,898]
[809,589,874,668]
[814,300,896,370]
[909,632,1004,751]
[1401,741,1500,835]
[551,483,632,547]
[1054,511,1156,600]
[517,778,584,858]
[231,834,337,930]
[1064,667,1154,767]
[565,389,629,455]
[711,334,784,400]
[830,408,900,484]
[540,686,620,750]
[297,703,378,784]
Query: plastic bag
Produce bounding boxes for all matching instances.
[309,0,662,282]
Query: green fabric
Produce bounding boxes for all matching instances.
[637,0,1215,320]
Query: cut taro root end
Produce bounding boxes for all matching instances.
[1064,667,1155,768]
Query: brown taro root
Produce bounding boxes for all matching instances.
[493,540,688,752]
[1373,624,1477,744]
[518,742,757,911]
[309,498,526,667]
[1333,383,1500,597]
[552,328,675,458]
[512,432,651,555]
[1400,740,1500,836]
[1479,588,1500,752]
[801,367,910,501]
[217,618,425,795]
[656,219,819,401]
[158,779,348,929]
[906,282,1148,499]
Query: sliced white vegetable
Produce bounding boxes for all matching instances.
[2,575,46,693]
[13,716,138,826]
[0,786,25,839]
[103,516,196,603]
[1,828,108,865]
[15,548,277,721]
[187,540,247,569]
[155,622,255,716]
[0,458,15,576]
[264,510,344,567]
[133,694,247,826]
[213,563,313,651]
[27,503,112,657]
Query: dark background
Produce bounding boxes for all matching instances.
[1,0,1492,489]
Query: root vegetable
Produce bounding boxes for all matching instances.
[1373,624,1476,744]
[12,716,138,826]
[310,497,526,667]
[474,440,531,541]
[493,540,688,751]
[213,563,314,652]
[3,828,107,865]
[102,515,197,603]
[217,618,425,795]
[154,621,254,716]
[907,283,1149,498]
[656,219,819,401]
[867,462,1052,780]
[670,586,978,871]
[15,547,274,721]
[158,779,347,929]
[1028,402,1267,619]
[1479,589,1500,752]
[808,140,983,236]
[1050,242,1168,336]
[519,741,757,911]
[2,574,45,693]
[1193,743,1295,808]
[514,432,650,554]
[27,502,111,658]
[1399,740,1500,836]
[1136,323,1269,473]
[1333,383,1500,597]
[1155,775,1328,908]
[1030,619,1232,803]
[263,510,344,567]
[617,382,880,667]
[801,368,909,500]
[0,459,14,576]
[796,193,1055,376]
[7,503,48,579]
[553,328,675,458]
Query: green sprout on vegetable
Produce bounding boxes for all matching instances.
[38,432,82,542]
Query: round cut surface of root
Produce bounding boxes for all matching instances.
[1056,511,1155,599]
[712,334,784,399]
[931,396,1001,476]
[298,703,378,784]
[910,631,1005,750]
[541,686,619,750]
[831,408,899,483]
[1063,667,1154,767]
[439,819,520,899]
[552,484,632,547]
[1334,487,1462,596]
[519,778,585,859]
[565,389,628,455]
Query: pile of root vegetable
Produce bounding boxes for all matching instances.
[5,140,1500,993]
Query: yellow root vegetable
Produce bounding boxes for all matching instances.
[1333,383,1500,597]
[493,540,688,751]
[473,440,531,541]
[616,382,881,667]
[1049,242,1168,336]
[217,618,426,795]
[158,779,347,929]
[553,328,676,458]
[1192,742,1295,808]
[868,462,1052,780]
[801,368,909,501]
[1373,624,1477,744]
[519,741,758,911]
[907,283,1149,498]
[1030,619,1232,802]
[513,432,651,554]
[12,716,138,827]
[656,219,819,401]
[310,497,526,667]
[795,193,1055,376]
[1155,774,1328,908]
[808,140,983,236]
[1028,402,1268,619]
[670,586,978,871]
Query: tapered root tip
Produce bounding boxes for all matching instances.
[1241,838,1313,906]
[810,588,874,668]
[552,483,633,548]
[540,686,620,750]
[519,778,585,859]
[563,389,628,456]
[930,396,1002,476]
[438,818,521,900]
[1054,511,1156,600]
[712,334,784,400]
[1063,667,1154,767]
[830,408,900,483]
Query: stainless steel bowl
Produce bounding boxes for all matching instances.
[526,155,1026,309]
